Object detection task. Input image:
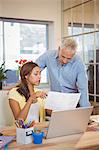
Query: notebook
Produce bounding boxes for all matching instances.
[45,91,81,111]
[0,136,15,149]
[45,106,93,139]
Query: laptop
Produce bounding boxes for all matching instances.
[45,106,93,139]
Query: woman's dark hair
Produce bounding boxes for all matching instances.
[17,61,39,101]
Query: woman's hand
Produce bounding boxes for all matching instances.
[28,93,38,103]
[35,91,47,99]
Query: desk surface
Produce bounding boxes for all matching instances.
[0,121,99,150]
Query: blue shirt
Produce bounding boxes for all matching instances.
[36,50,90,107]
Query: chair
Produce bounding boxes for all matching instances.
[0,90,14,127]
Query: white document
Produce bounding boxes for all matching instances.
[44,91,81,111]
[27,102,40,122]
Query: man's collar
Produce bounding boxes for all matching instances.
[55,51,59,59]
[69,54,76,64]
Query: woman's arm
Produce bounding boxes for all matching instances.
[9,94,37,121]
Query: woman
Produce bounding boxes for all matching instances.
[8,61,47,124]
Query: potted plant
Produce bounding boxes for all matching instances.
[0,62,8,90]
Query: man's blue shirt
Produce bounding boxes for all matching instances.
[36,50,90,107]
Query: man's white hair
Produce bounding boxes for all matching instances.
[61,38,77,51]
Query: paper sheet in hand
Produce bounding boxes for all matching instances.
[44,91,81,111]
[27,103,40,122]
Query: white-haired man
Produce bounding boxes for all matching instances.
[36,38,90,107]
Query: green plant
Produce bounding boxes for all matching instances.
[0,62,9,81]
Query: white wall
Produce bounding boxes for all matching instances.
[0,0,61,49]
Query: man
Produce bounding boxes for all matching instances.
[36,38,90,107]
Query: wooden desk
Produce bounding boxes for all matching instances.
[0,122,99,150]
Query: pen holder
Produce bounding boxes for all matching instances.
[32,132,44,144]
[16,127,34,144]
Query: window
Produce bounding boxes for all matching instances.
[62,0,99,103]
[0,21,3,62]
[0,18,49,84]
